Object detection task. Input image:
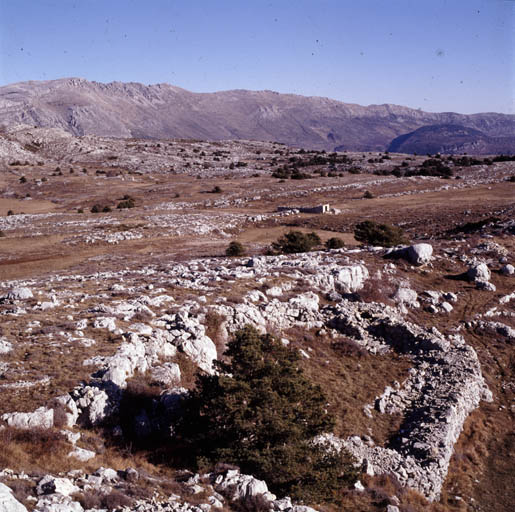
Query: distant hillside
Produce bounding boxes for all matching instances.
[388,124,515,155]
[1,78,514,152]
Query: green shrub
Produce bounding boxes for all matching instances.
[325,237,345,250]
[354,220,406,247]
[178,326,357,502]
[272,231,321,254]
[117,199,135,209]
[225,241,246,257]
[363,190,374,199]
[90,204,102,213]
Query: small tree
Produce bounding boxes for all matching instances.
[272,230,321,254]
[225,241,246,257]
[178,326,356,502]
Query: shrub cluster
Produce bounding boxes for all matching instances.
[325,237,345,250]
[90,204,112,213]
[354,220,406,247]
[225,241,246,257]
[272,230,321,254]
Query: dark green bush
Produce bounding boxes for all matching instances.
[117,199,135,209]
[354,220,406,247]
[178,326,357,502]
[226,241,246,257]
[272,231,321,254]
[363,190,374,199]
[325,237,345,250]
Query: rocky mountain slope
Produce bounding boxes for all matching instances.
[388,124,515,155]
[1,78,514,152]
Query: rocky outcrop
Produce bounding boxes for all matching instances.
[0,287,33,301]
[324,299,492,501]
[2,407,54,429]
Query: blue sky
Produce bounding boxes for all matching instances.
[0,0,513,114]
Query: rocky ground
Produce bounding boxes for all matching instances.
[0,126,513,512]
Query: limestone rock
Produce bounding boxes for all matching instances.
[49,395,79,428]
[332,264,369,293]
[68,447,95,462]
[385,244,432,266]
[150,363,181,386]
[1,287,33,301]
[74,386,115,426]
[37,475,79,496]
[394,287,419,309]
[92,316,117,331]
[0,338,13,354]
[212,469,276,505]
[34,494,83,512]
[476,280,496,291]
[2,407,54,429]
[467,263,491,282]
[0,482,28,512]
[406,243,433,265]
[500,263,514,275]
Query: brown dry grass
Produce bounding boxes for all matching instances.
[283,327,411,444]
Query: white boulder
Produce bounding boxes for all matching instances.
[0,482,28,512]
[92,317,117,331]
[2,407,54,429]
[467,263,491,282]
[2,287,33,300]
[0,338,13,354]
[37,475,79,496]
[406,244,433,265]
[150,363,181,386]
[333,264,369,293]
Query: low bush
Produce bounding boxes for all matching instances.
[272,230,321,254]
[225,241,246,257]
[325,237,345,249]
[354,220,406,247]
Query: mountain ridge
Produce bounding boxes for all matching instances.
[1,77,514,152]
